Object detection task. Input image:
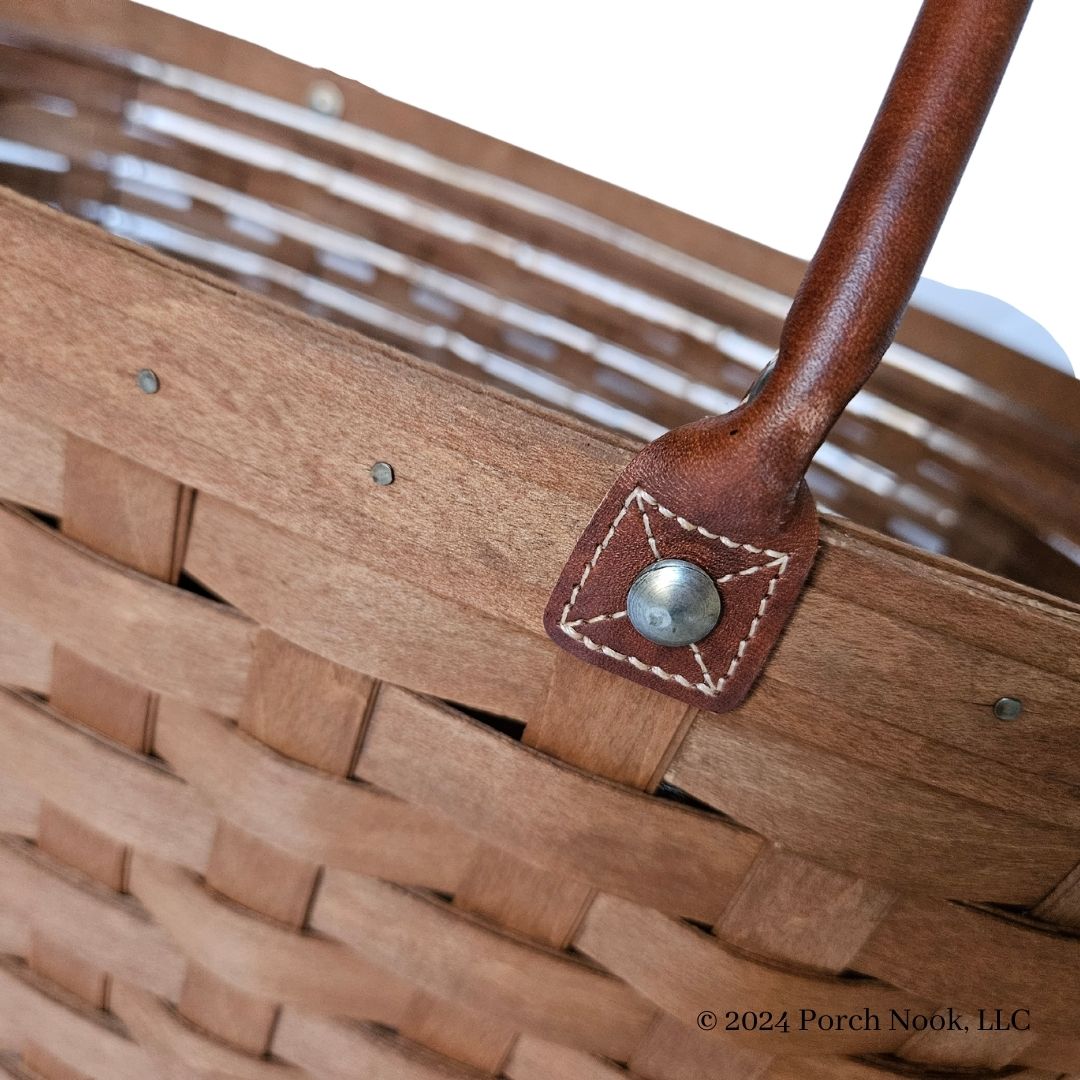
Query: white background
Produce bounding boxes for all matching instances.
[144,0,1077,372]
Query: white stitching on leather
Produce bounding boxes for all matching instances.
[559,486,790,698]
[715,557,786,584]
[689,642,715,692]
[636,490,787,557]
[565,611,627,627]
[636,491,661,560]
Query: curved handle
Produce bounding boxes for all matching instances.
[745,0,1032,501]
[547,0,1032,714]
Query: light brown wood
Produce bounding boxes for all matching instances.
[3,55,1075,583]
[449,850,594,951]
[0,689,215,868]
[51,436,288,1062]
[401,995,516,1075]
[715,846,894,973]
[765,582,1080,782]
[574,892,920,1054]
[0,502,254,715]
[380,656,701,1067]
[239,631,373,773]
[0,837,184,1001]
[0,775,39,841]
[127,852,415,1028]
[10,1,1060,458]
[898,1011,1036,1071]
[35,804,127,894]
[185,494,552,722]
[154,698,476,893]
[0,404,63,515]
[628,1014,772,1080]
[741,676,1080,836]
[667,710,1080,901]
[2,14,1077,431]
[526,652,695,788]
[0,186,613,632]
[700,803,942,1070]
[4,639,1075,1071]
[505,1037,640,1080]
[176,962,279,1059]
[30,440,193,1035]
[204,823,318,929]
[0,6,1078,1077]
[361,687,761,920]
[169,631,363,1054]
[49,649,154,755]
[274,1011,486,1080]
[0,608,50,696]
[1,190,1075,766]
[312,868,655,1062]
[815,515,1080,678]
[60,436,190,582]
[13,92,1062,578]
[0,958,152,1080]
[26,934,107,1012]
[856,895,1080,1036]
[111,980,303,1080]
[21,1044,95,1080]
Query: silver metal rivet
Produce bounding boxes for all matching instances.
[307,80,344,117]
[370,461,394,486]
[627,559,722,647]
[136,368,160,394]
[993,696,1023,721]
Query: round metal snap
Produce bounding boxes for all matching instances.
[626,559,722,647]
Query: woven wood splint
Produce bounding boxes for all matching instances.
[0,4,1078,1079]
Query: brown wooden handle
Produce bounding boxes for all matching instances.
[746,0,1032,500]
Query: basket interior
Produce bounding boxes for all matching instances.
[0,15,1077,602]
[1,9,1080,1080]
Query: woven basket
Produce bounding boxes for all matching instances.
[1,3,1078,1079]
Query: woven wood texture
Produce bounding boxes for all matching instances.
[0,5,1079,1079]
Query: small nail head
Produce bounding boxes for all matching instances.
[371,461,394,486]
[136,368,160,394]
[307,80,344,117]
[993,696,1023,721]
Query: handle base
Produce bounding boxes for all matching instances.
[544,456,818,713]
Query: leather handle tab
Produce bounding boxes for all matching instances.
[748,0,1032,501]
[545,0,1031,714]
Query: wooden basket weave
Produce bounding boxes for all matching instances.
[1,3,1078,1079]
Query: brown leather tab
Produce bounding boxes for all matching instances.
[545,0,1031,712]
[544,413,819,713]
